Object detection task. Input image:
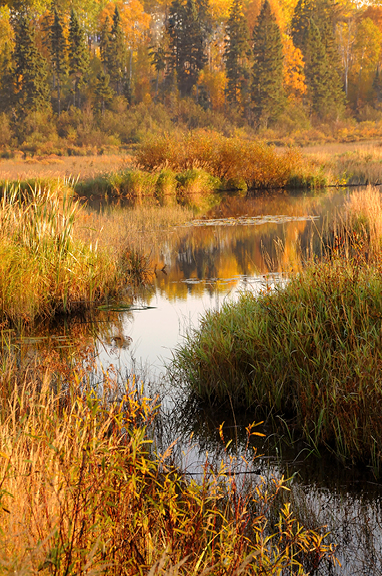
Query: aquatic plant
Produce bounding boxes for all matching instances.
[172,255,382,467]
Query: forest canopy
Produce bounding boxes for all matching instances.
[0,0,382,152]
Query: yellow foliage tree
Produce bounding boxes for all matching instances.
[350,16,382,103]
[282,33,306,100]
[199,67,226,110]
[99,0,151,50]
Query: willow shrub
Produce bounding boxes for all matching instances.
[136,130,325,190]
[0,354,337,575]
[172,257,382,466]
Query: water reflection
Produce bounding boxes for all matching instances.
[14,188,381,575]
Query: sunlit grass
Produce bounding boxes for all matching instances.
[172,187,382,468]
[0,348,337,575]
[0,182,163,325]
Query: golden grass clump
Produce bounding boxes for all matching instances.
[344,185,382,253]
[0,183,122,324]
[0,352,337,575]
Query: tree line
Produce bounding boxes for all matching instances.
[0,0,382,135]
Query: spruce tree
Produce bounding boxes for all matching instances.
[251,0,285,127]
[304,18,345,118]
[225,0,251,108]
[68,9,89,108]
[94,70,113,113]
[100,16,112,73]
[49,6,67,116]
[149,43,167,101]
[14,15,49,115]
[304,19,329,117]
[373,67,382,104]
[291,0,315,55]
[108,7,126,95]
[167,0,208,96]
[290,0,345,118]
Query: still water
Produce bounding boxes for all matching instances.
[23,189,382,574]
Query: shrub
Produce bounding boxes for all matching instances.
[0,356,337,574]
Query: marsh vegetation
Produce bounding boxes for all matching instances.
[1,174,382,574]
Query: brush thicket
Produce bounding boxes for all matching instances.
[0,348,336,575]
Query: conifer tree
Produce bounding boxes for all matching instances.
[68,9,89,108]
[251,0,285,126]
[304,19,328,117]
[167,0,208,96]
[224,0,251,108]
[94,70,113,113]
[304,18,345,118]
[149,43,167,101]
[373,67,382,104]
[100,16,112,73]
[108,6,126,96]
[14,15,49,115]
[49,6,67,116]
[291,0,315,55]
[0,36,15,112]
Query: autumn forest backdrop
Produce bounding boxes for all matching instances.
[0,0,381,155]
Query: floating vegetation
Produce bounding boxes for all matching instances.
[183,214,320,227]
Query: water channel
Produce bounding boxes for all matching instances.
[21,188,382,574]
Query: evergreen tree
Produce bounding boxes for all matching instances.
[291,0,315,55]
[304,19,329,117]
[304,18,345,118]
[167,0,208,96]
[251,0,285,127]
[14,15,49,115]
[0,37,15,112]
[94,70,113,113]
[108,7,126,95]
[373,67,382,104]
[149,43,167,101]
[224,0,251,108]
[68,9,89,108]
[100,16,112,73]
[49,6,67,116]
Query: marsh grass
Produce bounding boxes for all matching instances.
[172,257,382,466]
[0,182,158,325]
[0,347,337,575]
[172,187,382,467]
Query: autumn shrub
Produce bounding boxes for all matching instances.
[176,168,221,194]
[0,352,337,575]
[136,131,313,189]
[156,168,178,196]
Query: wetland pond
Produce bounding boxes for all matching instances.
[22,189,382,574]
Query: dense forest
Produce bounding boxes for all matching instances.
[0,0,381,153]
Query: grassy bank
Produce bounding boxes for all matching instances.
[172,187,382,468]
[0,348,336,574]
